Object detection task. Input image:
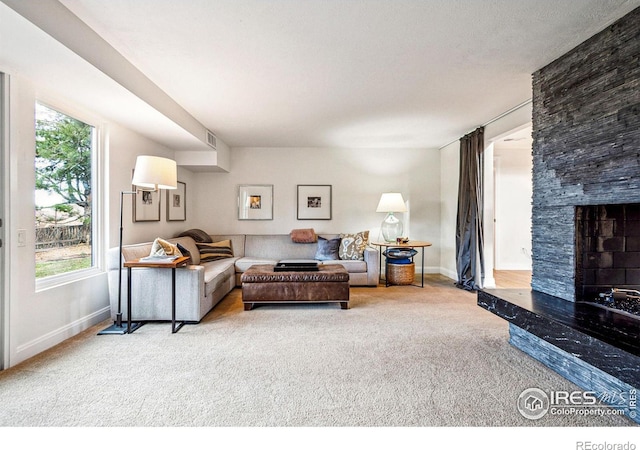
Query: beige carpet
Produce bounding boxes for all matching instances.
[0,275,633,427]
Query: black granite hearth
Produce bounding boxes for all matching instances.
[478,289,640,384]
[478,289,640,423]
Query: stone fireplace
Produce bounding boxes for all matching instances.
[478,5,640,424]
[529,5,640,305]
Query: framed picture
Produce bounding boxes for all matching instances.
[133,188,161,222]
[238,184,273,220]
[167,181,186,221]
[297,185,332,220]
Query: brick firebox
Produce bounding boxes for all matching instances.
[576,204,640,303]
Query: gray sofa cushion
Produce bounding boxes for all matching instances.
[235,257,278,273]
[202,259,237,298]
[324,259,367,273]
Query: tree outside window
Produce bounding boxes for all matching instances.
[35,103,94,278]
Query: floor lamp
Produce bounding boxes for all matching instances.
[99,155,178,335]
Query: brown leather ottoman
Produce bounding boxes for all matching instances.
[241,264,350,311]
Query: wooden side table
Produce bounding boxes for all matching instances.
[371,241,432,287]
[123,256,190,333]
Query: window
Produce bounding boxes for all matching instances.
[34,103,96,279]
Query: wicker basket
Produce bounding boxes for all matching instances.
[387,262,415,285]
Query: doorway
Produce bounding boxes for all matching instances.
[492,126,533,288]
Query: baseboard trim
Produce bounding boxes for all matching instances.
[14,307,110,366]
[439,267,457,280]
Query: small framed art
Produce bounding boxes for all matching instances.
[297,185,332,220]
[167,181,186,221]
[132,167,160,222]
[238,184,273,220]
[133,188,161,222]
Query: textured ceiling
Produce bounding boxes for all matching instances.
[6,0,640,149]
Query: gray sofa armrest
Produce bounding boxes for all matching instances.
[108,259,206,322]
[145,264,204,321]
[364,247,380,285]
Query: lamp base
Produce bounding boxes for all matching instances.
[97,321,143,335]
[381,212,403,242]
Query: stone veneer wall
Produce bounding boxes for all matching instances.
[531,6,640,301]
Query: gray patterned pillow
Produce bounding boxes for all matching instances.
[314,237,341,261]
[339,231,369,260]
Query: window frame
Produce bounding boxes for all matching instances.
[34,100,105,292]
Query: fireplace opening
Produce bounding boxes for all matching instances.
[575,204,640,317]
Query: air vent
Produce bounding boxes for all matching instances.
[206,130,217,149]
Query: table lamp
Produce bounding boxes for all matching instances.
[99,155,177,335]
[376,193,407,242]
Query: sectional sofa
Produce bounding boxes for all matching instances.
[106,231,379,323]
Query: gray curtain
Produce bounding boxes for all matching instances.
[455,127,484,291]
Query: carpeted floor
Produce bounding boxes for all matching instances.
[0,275,634,427]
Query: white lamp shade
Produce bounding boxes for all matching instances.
[131,155,177,190]
[376,193,407,213]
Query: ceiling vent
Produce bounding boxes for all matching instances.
[206,130,217,149]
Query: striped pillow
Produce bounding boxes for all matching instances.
[197,240,233,262]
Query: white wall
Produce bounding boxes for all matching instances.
[493,143,532,270]
[191,147,442,273]
[106,123,199,248]
[439,141,459,280]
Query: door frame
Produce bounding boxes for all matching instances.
[483,122,533,289]
[0,73,8,370]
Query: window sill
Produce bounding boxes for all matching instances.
[35,266,104,292]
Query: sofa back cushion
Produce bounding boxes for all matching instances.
[171,237,200,264]
[244,234,318,260]
[119,242,156,264]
